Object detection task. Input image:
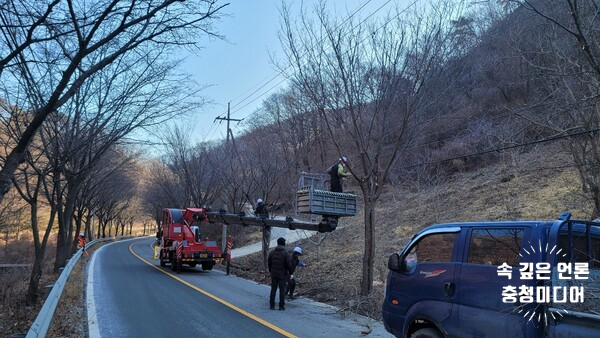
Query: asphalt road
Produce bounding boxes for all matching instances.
[87,237,392,338]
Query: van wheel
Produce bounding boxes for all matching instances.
[410,328,443,338]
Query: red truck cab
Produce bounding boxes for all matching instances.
[159,208,223,272]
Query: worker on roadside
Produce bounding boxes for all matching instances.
[286,246,306,300]
[78,233,88,256]
[268,237,292,310]
[328,157,349,192]
[254,198,269,219]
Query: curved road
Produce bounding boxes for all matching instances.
[87,237,391,338]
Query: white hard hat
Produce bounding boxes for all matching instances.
[257,198,263,203]
[339,157,347,162]
[294,246,302,255]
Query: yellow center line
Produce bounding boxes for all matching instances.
[128,242,297,338]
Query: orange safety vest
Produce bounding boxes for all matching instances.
[78,236,86,249]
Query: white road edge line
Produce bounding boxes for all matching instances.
[86,243,103,338]
[87,237,140,338]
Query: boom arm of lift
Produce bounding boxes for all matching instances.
[201,210,339,233]
[197,186,357,233]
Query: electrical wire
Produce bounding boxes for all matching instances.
[228,0,422,118]
[401,127,600,170]
[229,0,379,112]
[228,0,398,117]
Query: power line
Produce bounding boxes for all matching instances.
[228,0,423,118]
[401,127,600,170]
[229,0,379,112]
[228,0,396,117]
[514,162,596,174]
[201,120,219,144]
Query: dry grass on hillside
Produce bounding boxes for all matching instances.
[230,144,594,320]
[0,267,51,336]
[0,236,58,337]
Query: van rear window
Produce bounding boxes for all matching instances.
[467,229,524,266]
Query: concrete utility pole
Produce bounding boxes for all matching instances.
[214,103,243,273]
[214,102,243,143]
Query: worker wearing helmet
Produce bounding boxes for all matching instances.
[328,157,349,192]
[286,246,306,300]
[254,198,269,219]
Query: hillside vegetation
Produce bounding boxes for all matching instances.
[232,142,590,319]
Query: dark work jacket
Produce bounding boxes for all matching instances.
[254,202,269,218]
[329,163,341,184]
[268,245,291,279]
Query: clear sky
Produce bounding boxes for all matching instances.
[182,1,399,144]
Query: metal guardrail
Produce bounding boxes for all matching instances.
[25,237,123,338]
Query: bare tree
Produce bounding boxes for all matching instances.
[0,0,229,203]
[249,88,330,173]
[235,127,297,269]
[279,1,466,294]
[26,24,209,271]
[94,164,137,238]
[511,0,600,217]
[142,159,188,226]
[208,141,255,212]
[3,110,58,303]
[164,127,221,207]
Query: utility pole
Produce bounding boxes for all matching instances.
[214,102,243,143]
[214,102,243,274]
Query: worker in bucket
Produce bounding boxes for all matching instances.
[286,246,306,300]
[268,237,292,310]
[327,157,349,192]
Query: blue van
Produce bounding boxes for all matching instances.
[383,212,600,338]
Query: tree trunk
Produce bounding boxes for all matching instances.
[26,205,57,303]
[262,226,271,270]
[360,201,375,296]
[71,209,84,253]
[101,221,106,238]
[85,212,93,240]
[26,201,40,303]
[54,192,67,273]
[55,179,83,271]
